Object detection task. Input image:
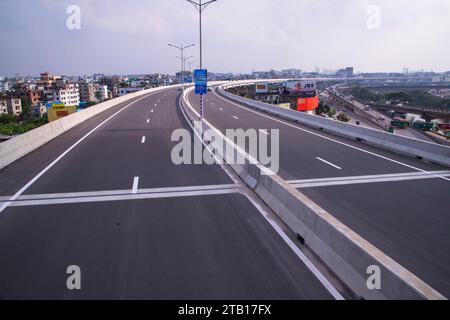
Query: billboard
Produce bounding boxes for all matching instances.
[280,80,316,95]
[255,83,269,94]
[46,101,77,122]
[297,96,319,111]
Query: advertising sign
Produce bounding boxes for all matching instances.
[194,69,208,95]
[255,83,269,94]
[281,81,316,95]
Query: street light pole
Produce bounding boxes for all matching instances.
[186,0,218,119]
[168,43,195,91]
[187,60,197,73]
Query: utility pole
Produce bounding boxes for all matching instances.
[186,0,218,119]
[168,43,195,91]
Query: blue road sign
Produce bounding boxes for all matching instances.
[194,69,208,95]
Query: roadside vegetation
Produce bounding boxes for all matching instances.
[0,103,48,136]
[350,86,450,110]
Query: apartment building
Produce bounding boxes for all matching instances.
[48,84,80,107]
[0,100,7,115]
[97,85,109,101]
[78,81,96,102]
[0,97,22,116]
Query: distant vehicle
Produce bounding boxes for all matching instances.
[177,87,183,92]
[364,107,372,111]
[207,85,212,92]
[391,118,409,129]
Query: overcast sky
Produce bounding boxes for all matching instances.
[0,0,449,76]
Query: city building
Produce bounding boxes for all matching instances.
[48,84,80,107]
[78,81,96,102]
[281,69,302,78]
[30,103,47,118]
[21,90,43,106]
[97,85,109,101]
[0,100,7,115]
[0,97,22,116]
[432,74,450,83]
[38,71,59,89]
[336,67,354,78]
[118,87,144,96]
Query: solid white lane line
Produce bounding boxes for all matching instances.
[0,184,239,203]
[316,157,342,170]
[259,129,269,135]
[288,170,450,185]
[132,177,139,194]
[243,193,345,300]
[290,171,450,188]
[146,119,150,123]
[0,93,156,215]
[233,115,239,120]
[6,188,239,207]
[141,136,146,144]
[213,90,450,182]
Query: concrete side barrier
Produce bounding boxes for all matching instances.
[0,85,180,170]
[181,86,446,300]
[218,84,450,168]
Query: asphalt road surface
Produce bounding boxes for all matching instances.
[188,86,450,298]
[0,88,338,299]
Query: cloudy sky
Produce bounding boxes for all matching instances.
[0,0,449,76]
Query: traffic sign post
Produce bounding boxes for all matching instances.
[194,69,208,118]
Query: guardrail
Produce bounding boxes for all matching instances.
[180,86,447,300]
[218,84,450,168]
[0,85,180,170]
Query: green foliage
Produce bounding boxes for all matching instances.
[337,113,350,122]
[86,101,98,107]
[351,86,450,109]
[0,113,48,136]
[316,101,336,117]
[350,87,381,102]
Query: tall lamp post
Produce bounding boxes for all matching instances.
[168,43,195,91]
[186,0,218,120]
[187,59,197,73]
[177,55,194,83]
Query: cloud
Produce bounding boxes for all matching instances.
[0,0,449,76]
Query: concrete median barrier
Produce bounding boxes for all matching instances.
[0,85,180,170]
[218,84,450,168]
[181,86,446,300]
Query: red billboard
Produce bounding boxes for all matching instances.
[297,96,319,111]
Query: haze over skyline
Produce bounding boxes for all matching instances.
[1,0,449,76]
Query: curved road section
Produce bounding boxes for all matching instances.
[187,85,450,298]
[0,89,341,299]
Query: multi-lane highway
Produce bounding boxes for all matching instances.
[0,88,344,299]
[188,86,450,298]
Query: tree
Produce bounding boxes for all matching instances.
[95,91,103,102]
